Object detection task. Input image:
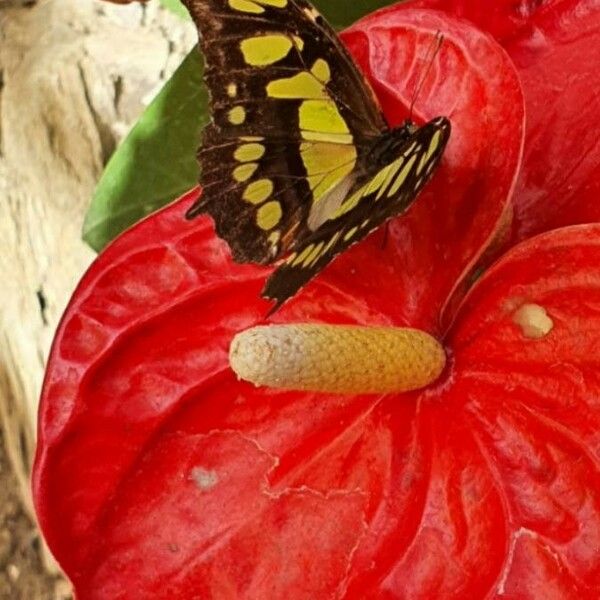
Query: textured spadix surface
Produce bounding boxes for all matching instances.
[230,325,446,393]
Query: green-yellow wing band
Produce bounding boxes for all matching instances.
[263,117,451,310]
[182,0,387,264]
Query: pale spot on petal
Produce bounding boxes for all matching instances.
[190,467,219,491]
[513,303,554,339]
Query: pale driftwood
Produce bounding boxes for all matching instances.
[0,0,195,576]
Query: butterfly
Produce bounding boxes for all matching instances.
[182,0,451,312]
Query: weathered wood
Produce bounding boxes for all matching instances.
[0,0,194,576]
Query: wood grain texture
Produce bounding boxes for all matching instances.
[0,0,194,575]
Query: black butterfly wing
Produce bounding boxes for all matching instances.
[182,0,387,264]
[263,117,451,309]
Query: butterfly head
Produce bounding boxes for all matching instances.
[378,116,450,163]
[404,119,418,135]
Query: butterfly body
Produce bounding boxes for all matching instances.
[183,0,450,310]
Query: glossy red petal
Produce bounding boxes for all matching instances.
[402,0,600,242]
[31,191,417,597]
[506,0,600,240]
[445,224,600,597]
[32,190,382,596]
[401,0,573,43]
[338,9,523,333]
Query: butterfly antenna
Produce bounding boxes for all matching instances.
[408,31,444,122]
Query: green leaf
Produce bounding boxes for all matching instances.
[158,0,190,19]
[84,0,399,252]
[83,49,207,251]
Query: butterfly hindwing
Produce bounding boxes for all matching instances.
[263,117,451,308]
[183,0,387,263]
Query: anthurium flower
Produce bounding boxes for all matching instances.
[33,1,600,599]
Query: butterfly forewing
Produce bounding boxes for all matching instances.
[183,0,387,263]
[263,117,451,309]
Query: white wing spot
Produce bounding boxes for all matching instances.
[303,6,320,21]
